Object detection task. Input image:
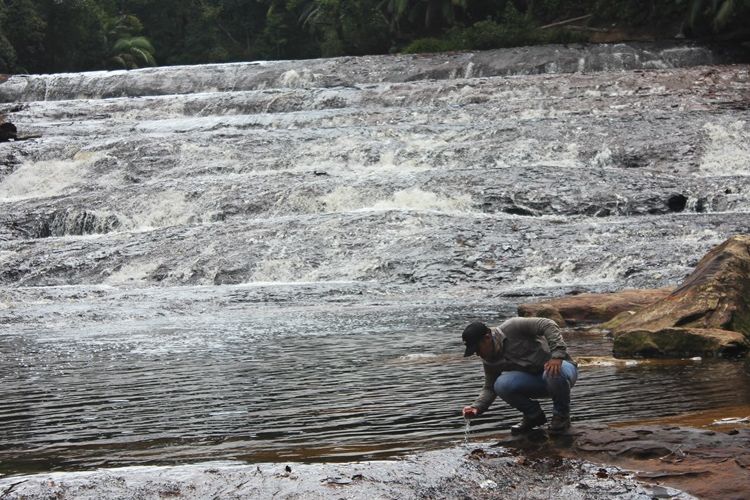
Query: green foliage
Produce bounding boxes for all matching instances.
[402,4,584,53]
[120,0,229,65]
[252,0,320,60]
[108,36,156,69]
[401,36,452,53]
[301,0,390,56]
[1,0,46,73]
[381,0,469,33]
[35,0,111,72]
[0,0,747,74]
[0,33,17,73]
[684,0,750,34]
[103,12,156,70]
[107,14,144,41]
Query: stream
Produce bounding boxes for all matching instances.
[1,42,749,478]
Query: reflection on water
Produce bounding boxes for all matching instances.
[1,293,749,476]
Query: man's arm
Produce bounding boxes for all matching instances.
[538,318,568,376]
[469,362,500,414]
[539,319,568,360]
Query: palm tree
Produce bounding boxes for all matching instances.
[108,36,156,70]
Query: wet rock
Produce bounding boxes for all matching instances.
[518,288,673,326]
[603,235,750,357]
[495,418,750,500]
[519,304,567,326]
[45,210,121,237]
[568,424,750,500]
[0,121,17,141]
[666,194,688,213]
[0,443,678,500]
[213,266,249,285]
[0,43,742,103]
[613,327,749,358]
[2,209,121,239]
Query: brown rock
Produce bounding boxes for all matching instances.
[603,235,750,335]
[574,425,750,500]
[499,417,750,500]
[517,288,673,326]
[602,236,750,357]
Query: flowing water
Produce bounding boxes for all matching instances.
[1,43,750,477]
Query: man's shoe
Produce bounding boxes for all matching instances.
[549,414,570,433]
[510,412,547,435]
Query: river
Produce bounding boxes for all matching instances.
[1,43,749,478]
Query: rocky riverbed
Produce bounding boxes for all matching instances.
[3,408,749,499]
[0,442,692,499]
[1,42,750,498]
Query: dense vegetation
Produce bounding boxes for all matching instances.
[0,0,748,74]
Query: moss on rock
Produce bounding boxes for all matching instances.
[613,328,749,358]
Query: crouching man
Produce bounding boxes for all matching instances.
[461,317,578,434]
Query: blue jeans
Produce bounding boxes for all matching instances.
[493,361,578,417]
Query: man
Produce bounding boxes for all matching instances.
[461,317,577,434]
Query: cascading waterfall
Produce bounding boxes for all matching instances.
[0,43,749,476]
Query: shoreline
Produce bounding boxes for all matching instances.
[2,406,748,499]
[0,442,686,500]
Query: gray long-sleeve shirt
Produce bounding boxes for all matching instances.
[472,317,573,413]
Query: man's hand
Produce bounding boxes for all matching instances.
[544,358,562,377]
[462,406,479,418]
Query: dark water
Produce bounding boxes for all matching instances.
[2,286,748,476]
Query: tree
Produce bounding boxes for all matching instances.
[108,35,155,69]
[300,0,390,56]
[380,0,468,34]
[0,32,17,73]
[252,0,320,60]
[206,0,270,60]
[1,0,46,73]
[34,0,110,72]
[103,13,156,69]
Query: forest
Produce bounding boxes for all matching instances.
[0,0,749,75]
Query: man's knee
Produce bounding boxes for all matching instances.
[543,361,577,386]
[494,374,524,397]
[562,361,578,387]
[542,372,566,385]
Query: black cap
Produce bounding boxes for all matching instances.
[462,321,489,357]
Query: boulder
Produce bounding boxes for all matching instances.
[497,420,750,500]
[570,424,750,500]
[518,288,673,326]
[603,235,750,358]
[612,327,749,358]
[0,121,16,141]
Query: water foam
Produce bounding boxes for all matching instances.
[0,152,102,201]
[298,133,451,174]
[699,121,750,176]
[494,140,582,169]
[105,261,160,284]
[513,254,641,288]
[320,187,473,214]
[395,353,440,364]
[250,256,306,282]
[592,147,614,168]
[279,69,317,88]
[119,190,201,231]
